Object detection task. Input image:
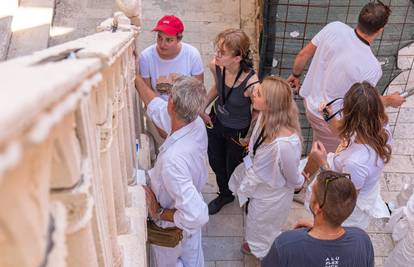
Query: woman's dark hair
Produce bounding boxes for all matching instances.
[215,29,253,71]
[338,81,391,163]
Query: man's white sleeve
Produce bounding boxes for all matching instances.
[146,97,172,134]
[139,53,150,78]
[311,21,339,46]
[190,47,204,76]
[278,140,305,189]
[161,157,209,234]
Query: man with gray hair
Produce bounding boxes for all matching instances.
[135,74,209,266]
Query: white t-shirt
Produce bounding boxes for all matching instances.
[300,21,382,118]
[139,42,204,94]
[328,126,392,197]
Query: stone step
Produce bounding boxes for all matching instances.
[118,233,147,267]
[7,0,55,60]
[0,1,18,61]
[120,185,148,267]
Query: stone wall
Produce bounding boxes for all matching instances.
[0,26,147,267]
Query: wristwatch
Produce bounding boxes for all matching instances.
[154,206,164,221]
[292,72,301,78]
[319,163,330,172]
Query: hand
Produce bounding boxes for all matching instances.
[310,141,327,167]
[200,112,212,126]
[143,185,160,219]
[287,75,301,94]
[239,137,250,147]
[302,171,311,181]
[317,100,332,115]
[386,92,406,108]
[294,218,314,229]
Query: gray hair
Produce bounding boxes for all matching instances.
[170,76,206,123]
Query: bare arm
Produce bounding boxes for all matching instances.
[142,77,153,90]
[193,73,204,84]
[287,42,317,92]
[200,61,219,125]
[135,74,157,106]
[381,92,406,108]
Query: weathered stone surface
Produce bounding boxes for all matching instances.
[203,173,220,194]
[205,261,216,267]
[369,233,394,257]
[216,261,244,267]
[203,237,244,261]
[206,214,244,237]
[392,139,414,155]
[397,108,414,123]
[7,0,55,59]
[384,172,414,192]
[384,155,414,173]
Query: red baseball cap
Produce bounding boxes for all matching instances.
[152,15,184,36]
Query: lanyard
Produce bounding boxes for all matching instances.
[253,126,266,156]
[221,67,244,105]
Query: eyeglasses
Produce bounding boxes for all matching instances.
[323,97,343,122]
[214,47,232,58]
[319,172,351,209]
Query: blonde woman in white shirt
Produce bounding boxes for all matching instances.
[229,76,304,259]
[308,81,391,230]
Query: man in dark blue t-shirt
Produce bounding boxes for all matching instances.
[262,170,374,267]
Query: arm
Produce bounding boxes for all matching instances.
[242,79,262,144]
[317,101,341,137]
[381,93,405,108]
[200,61,219,125]
[142,77,153,90]
[287,42,317,91]
[279,140,305,189]
[135,74,157,106]
[143,185,176,222]
[161,158,209,233]
[190,46,204,84]
[193,73,204,84]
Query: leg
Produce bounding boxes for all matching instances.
[207,123,227,195]
[207,122,237,215]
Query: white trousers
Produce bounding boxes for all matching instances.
[150,229,204,267]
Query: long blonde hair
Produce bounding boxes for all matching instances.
[260,76,302,141]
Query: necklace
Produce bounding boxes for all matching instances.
[309,227,345,239]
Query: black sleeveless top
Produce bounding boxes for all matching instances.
[214,65,255,129]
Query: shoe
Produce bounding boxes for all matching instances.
[208,194,234,215]
[241,242,253,255]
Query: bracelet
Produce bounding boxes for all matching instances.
[292,72,301,78]
[155,206,164,221]
[319,163,330,172]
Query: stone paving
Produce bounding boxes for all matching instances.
[139,1,413,266]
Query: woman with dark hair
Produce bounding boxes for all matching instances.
[308,81,391,229]
[200,29,260,215]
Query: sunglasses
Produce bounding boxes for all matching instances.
[322,97,343,122]
[319,172,351,209]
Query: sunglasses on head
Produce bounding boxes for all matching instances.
[319,171,351,209]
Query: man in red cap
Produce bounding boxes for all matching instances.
[139,15,204,97]
[138,15,204,148]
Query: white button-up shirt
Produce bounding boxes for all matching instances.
[147,97,209,234]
